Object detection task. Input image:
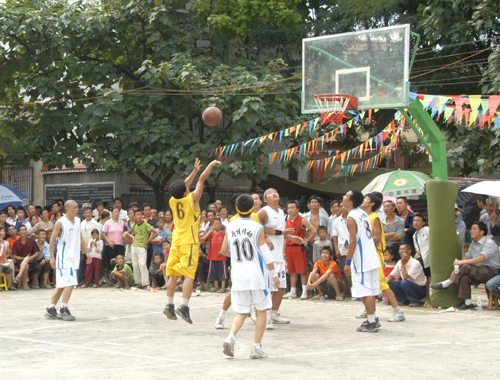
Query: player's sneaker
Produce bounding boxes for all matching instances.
[250,346,268,359]
[59,307,76,321]
[215,314,225,329]
[45,306,62,319]
[356,320,379,333]
[284,292,297,299]
[375,317,381,328]
[355,310,367,319]
[387,312,405,322]
[271,311,290,324]
[223,336,235,357]
[250,304,257,324]
[176,305,193,324]
[300,292,308,300]
[266,318,274,330]
[163,304,177,320]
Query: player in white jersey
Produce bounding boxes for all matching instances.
[256,188,304,329]
[221,194,279,359]
[45,200,91,321]
[343,189,381,333]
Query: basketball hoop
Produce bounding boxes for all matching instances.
[313,94,357,126]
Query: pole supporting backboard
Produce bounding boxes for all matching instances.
[398,99,448,180]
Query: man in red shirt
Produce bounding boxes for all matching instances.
[284,200,317,300]
[200,218,227,292]
[307,246,344,301]
[12,225,40,289]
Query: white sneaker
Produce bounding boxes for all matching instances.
[355,310,367,319]
[387,312,406,322]
[266,318,274,330]
[223,337,235,357]
[250,304,257,324]
[215,314,225,329]
[250,346,268,359]
[271,310,290,324]
[284,292,297,299]
[300,292,308,300]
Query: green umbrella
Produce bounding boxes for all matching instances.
[361,169,431,197]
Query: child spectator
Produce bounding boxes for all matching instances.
[35,230,52,289]
[383,249,397,279]
[161,240,171,289]
[196,231,209,291]
[54,211,64,221]
[0,227,15,290]
[200,218,227,292]
[307,247,344,301]
[312,226,333,265]
[149,253,166,288]
[83,229,103,288]
[14,206,32,235]
[111,254,134,289]
[151,217,170,259]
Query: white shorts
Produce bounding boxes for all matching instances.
[271,261,286,292]
[231,289,272,314]
[56,268,78,289]
[351,268,380,298]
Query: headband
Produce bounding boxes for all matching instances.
[236,206,254,215]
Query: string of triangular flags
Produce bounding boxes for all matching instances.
[413,92,500,130]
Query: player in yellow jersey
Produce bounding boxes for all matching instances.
[360,192,406,324]
[163,158,221,324]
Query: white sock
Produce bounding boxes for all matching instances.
[227,333,235,342]
[182,298,189,307]
[167,296,173,305]
[302,285,308,295]
[266,310,271,320]
[253,342,261,349]
[367,314,376,323]
[49,304,55,309]
[442,279,452,288]
[219,309,226,317]
[394,306,401,314]
[164,276,168,283]
[465,299,472,305]
[290,287,297,295]
[61,303,68,308]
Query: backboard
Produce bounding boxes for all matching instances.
[302,24,411,114]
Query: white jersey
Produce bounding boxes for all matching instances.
[56,215,82,270]
[347,208,380,273]
[226,217,270,291]
[262,206,286,263]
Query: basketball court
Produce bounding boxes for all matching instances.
[0,287,497,379]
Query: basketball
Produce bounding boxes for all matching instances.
[202,106,223,127]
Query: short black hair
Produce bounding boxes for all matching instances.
[472,221,488,235]
[230,194,239,208]
[142,203,151,210]
[5,204,16,212]
[287,200,300,209]
[372,191,383,200]
[251,193,262,201]
[320,246,333,257]
[128,202,140,210]
[162,239,171,245]
[113,197,122,203]
[18,225,27,231]
[308,195,323,206]
[413,213,427,224]
[100,211,110,220]
[16,206,26,213]
[220,206,229,212]
[94,200,104,207]
[91,229,100,235]
[236,194,254,215]
[366,193,382,212]
[169,180,187,199]
[82,207,92,213]
[349,189,364,208]
[397,196,409,204]
[0,210,7,216]
[330,199,340,208]
[158,217,166,222]
[206,210,216,217]
[213,217,222,223]
[477,195,488,204]
[317,225,328,232]
[134,209,143,215]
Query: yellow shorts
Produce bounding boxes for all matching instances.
[377,250,389,291]
[166,244,198,279]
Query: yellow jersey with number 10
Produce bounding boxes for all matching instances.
[169,192,200,247]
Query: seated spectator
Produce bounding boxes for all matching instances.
[431,221,500,309]
[30,209,55,238]
[35,230,52,289]
[0,227,15,290]
[149,253,166,288]
[14,206,32,235]
[5,204,17,225]
[480,198,500,244]
[111,254,134,289]
[312,226,332,265]
[455,204,466,255]
[200,218,227,292]
[35,206,43,216]
[6,225,19,251]
[307,247,344,301]
[0,210,12,230]
[12,225,40,289]
[82,229,103,288]
[196,231,209,291]
[387,244,427,307]
[486,273,500,302]
[383,201,405,258]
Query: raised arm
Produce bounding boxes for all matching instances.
[185,158,203,190]
[192,160,222,206]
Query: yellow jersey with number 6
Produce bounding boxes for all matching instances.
[169,192,200,247]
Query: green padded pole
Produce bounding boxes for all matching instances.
[427,179,463,308]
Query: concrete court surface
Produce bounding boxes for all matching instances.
[1,287,498,380]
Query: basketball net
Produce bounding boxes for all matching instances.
[314,94,353,126]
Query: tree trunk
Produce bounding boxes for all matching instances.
[288,166,298,181]
[153,183,167,211]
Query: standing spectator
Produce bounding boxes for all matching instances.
[480,197,500,243]
[327,200,341,239]
[251,193,263,213]
[27,204,37,218]
[332,203,351,297]
[431,221,500,309]
[344,189,381,333]
[455,204,467,254]
[5,204,17,225]
[413,214,431,279]
[123,209,158,288]
[215,199,223,213]
[12,225,40,289]
[387,244,427,307]
[199,210,209,232]
[143,203,158,268]
[164,209,175,232]
[219,206,229,227]
[35,230,52,289]
[113,197,128,222]
[151,217,170,259]
[124,208,136,266]
[102,208,126,285]
[197,231,209,291]
[80,207,100,283]
[396,197,415,252]
[312,226,333,265]
[14,206,32,235]
[0,210,12,230]
[82,229,103,288]
[98,211,110,232]
[200,218,227,292]
[304,195,330,241]
[307,247,344,301]
[93,201,106,221]
[284,200,316,300]
[0,227,15,290]
[49,202,60,220]
[477,194,488,217]
[382,201,405,258]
